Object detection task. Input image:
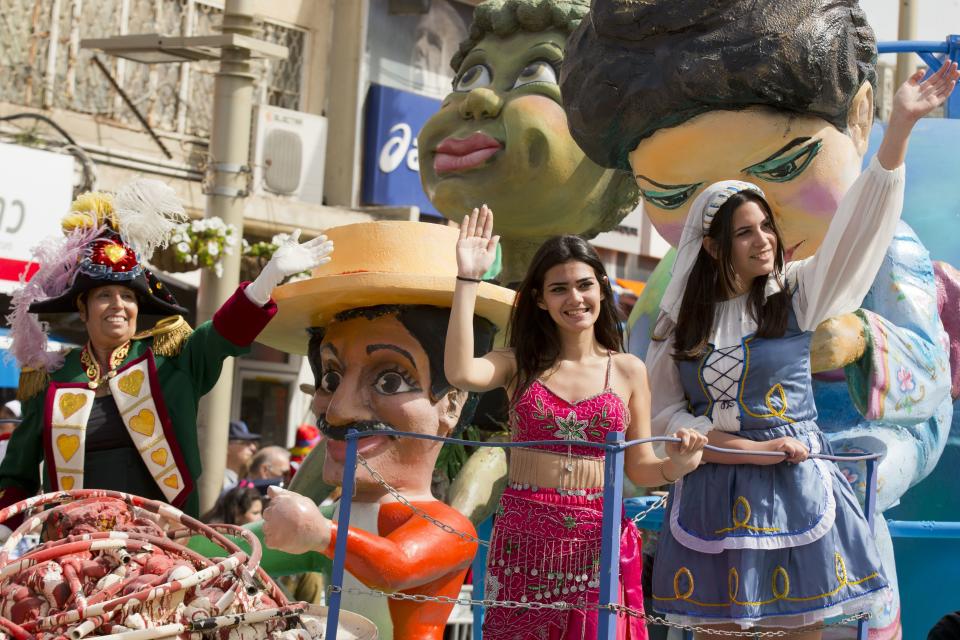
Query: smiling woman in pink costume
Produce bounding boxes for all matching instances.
[445,207,707,639]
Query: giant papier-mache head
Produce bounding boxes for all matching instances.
[255,221,516,494]
[561,0,878,261]
[418,0,640,248]
[562,0,876,171]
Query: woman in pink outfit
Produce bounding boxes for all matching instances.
[445,206,707,639]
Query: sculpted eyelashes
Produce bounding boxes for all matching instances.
[453,63,492,92]
[743,137,823,183]
[635,176,704,210]
[511,59,560,89]
[373,367,421,395]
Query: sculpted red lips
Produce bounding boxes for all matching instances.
[434,133,503,174]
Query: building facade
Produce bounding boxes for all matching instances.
[0,0,668,447]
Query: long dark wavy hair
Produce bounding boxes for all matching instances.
[507,235,623,402]
[673,191,790,360]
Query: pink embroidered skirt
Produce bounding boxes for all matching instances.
[482,487,648,640]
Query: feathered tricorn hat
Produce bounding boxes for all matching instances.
[5,179,190,388]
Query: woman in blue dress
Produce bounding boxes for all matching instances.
[645,63,959,637]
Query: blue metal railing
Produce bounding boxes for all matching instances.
[878,36,960,118]
[325,429,882,640]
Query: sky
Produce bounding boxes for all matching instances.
[861,0,960,53]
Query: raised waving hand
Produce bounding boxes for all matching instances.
[457,205,500,280]
[878,61,960,170]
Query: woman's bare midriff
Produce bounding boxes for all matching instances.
[508,448,605,489]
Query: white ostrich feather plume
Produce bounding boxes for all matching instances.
[112,178,188,257]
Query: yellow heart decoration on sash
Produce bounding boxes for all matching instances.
[118,370,145,397]
[151,448,168,466]
[163,474,180,489]
[57,434,80,462]
[61,476,75,490]
[59,393,88,419]
[130,410,156,437]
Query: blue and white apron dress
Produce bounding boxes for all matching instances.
[651,312,890,628]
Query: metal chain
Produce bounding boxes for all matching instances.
[611,603,870,638]
[355,454,489,547]
[356,454,664,544]
[327,585,870,637]
[347,459,870,637]
[631,495,667,524]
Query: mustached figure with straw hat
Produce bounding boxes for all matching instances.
[0,179,333,537]
[242,220,514,640]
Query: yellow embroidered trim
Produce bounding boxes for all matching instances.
[764,383,791,420]
[654,554,881,607]
[714,496,781,534]
[134,315,192,357]
[17,367,50,401]
[738,338,794,423]
[674,567,695,600]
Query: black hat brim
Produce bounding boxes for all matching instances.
[28,271,188,316]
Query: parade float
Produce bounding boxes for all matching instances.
[1,0,959,638]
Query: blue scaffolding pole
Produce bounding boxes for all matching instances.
[878,36,960,118]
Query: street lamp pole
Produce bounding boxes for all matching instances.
[896,0,919,86]
[195,0,258,513]
[81,1,287,515]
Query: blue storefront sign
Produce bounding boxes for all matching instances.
[0,330,18,388]
[0,329,78,388]
[362,83,441,217]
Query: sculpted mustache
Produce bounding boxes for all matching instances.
[316,416,398,441]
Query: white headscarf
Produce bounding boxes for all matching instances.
[659,180,767,322]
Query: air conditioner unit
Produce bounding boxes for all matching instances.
[251,104,327,204]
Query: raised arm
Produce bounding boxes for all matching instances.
[444,206,516,392]
[877,62,959,170]
[791,62,959,331]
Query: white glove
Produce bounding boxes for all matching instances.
[244,230,334,307]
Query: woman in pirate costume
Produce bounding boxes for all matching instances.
[0,179,332,532]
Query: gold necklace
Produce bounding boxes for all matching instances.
[80,341,131,389]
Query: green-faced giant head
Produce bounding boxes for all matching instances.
[418,0,638,245]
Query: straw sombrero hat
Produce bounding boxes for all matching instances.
[256,221,516,354]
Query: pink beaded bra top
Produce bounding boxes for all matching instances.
[510,353,629,459]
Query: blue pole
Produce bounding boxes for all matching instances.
[877,36,960,119]
[887,520,960,538]
[324,429,360,640]
[877,40,948,54]
[472,517,493,640]
[856,457,879,640]
[598,431,625,639]
[947,35,960,119]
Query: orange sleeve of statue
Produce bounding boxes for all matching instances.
[324,501,478,592]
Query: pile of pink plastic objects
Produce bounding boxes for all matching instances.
[0,489,324,640]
